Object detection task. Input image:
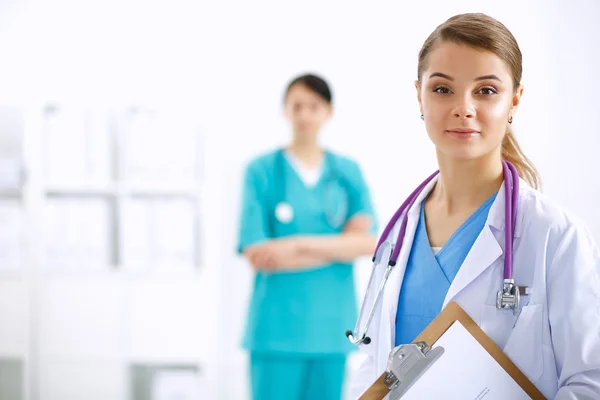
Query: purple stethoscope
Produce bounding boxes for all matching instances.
[346,160,525,346]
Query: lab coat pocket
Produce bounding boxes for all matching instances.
[502,304,544,383]
[480,304,544,383]
[480,304,519,349]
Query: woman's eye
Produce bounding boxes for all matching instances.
[433,86,451,94]
[479,87,498,95]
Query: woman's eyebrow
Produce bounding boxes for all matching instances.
[429,72,502,82]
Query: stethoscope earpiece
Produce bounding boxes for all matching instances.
[345,330,372,345]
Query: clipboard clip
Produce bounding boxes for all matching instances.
[383,341,445,399]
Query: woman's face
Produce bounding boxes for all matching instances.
[417,42,523,161]
[284,83,332,139]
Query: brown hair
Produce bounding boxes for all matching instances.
[417,13,541,190]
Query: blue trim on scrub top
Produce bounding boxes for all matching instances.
[394,193,497,346]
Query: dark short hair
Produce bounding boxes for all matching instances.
[284,74,332,104]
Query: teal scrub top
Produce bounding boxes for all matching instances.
[395,193,496,346]
[237,148,378,355]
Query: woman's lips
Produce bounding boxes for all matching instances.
[446,128,480,139]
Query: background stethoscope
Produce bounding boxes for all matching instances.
[273,149,348,229]
[346,160,526,346]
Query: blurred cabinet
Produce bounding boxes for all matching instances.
[0,358,24,400]
[44,197,113,269]
[0,199,24,270]
[43,106,113,188]
[0,106,25,273]
[0,104,208,400]
[0,106,25,192]
[41,105,204,272]
[131,364,202,400]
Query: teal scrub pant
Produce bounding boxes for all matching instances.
[250,353,347,400]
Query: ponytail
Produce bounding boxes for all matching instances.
[501,128,541,190]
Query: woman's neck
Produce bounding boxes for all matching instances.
[287,138,323,168]
[429,152,503,216]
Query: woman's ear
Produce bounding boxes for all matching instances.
[510,84,524,120]
[415,80,423,116]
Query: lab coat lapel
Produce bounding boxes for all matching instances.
[377,176,439,373]
[442,225,503,307]
[441,182,512,308]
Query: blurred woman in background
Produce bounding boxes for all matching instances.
[237,73,378,400]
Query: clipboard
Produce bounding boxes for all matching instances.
[359,302,546,400]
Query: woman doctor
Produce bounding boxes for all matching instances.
[237,74,378,400]
[350,13,600,400]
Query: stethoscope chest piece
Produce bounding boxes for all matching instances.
[275,202,294,223]
[497,280,520,314]
[497,279,530,314]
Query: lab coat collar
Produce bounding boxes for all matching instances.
[384,174,527,320]
[442,177,528,307]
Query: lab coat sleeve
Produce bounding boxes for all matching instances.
[345,161,379,235]
[547,222,600,399]
[236,161,271,253]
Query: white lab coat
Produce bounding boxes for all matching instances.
[350,176,600,400]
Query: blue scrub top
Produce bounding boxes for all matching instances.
[237,148,378,355]
[394,193,496,346]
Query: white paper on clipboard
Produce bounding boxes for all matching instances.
[399,322,530,400]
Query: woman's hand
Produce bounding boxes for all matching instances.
[243,222,376,272]
[244,239,301,271]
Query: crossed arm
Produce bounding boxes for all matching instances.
[243,215,377,272]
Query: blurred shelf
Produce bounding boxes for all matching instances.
[0,269,24,280]
[44,184,200,199]
[123,180,200,198]
[0,188,22,198]
[41,265,118,276]
[128,359,202,368]
[39,265,203,280]
[125,187,199,199]
[0,353,26,360]
[45,183,117,197]
[119,268,203,280]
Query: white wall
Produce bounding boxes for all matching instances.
[0,0,599,399]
